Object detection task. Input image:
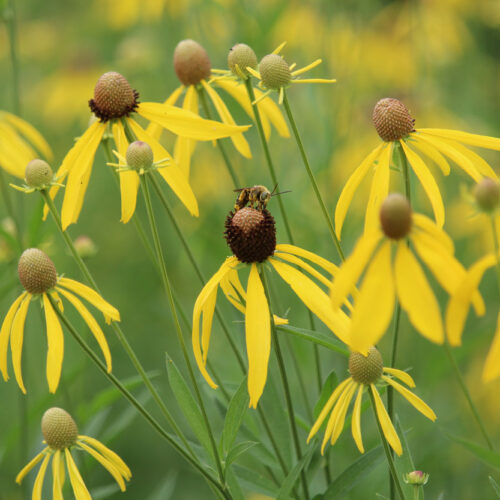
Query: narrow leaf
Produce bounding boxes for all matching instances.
[222,377,249,456]
[276,444,316,500]
[277,325,350,356]
[489,476,500,498]
[445,432,500,469]
[233,464,277,497]
[225,441,258,467]
[314,370,338,420]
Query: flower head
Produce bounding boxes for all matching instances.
[10,159,62,194]
[227,43,258,78]
[330,194,485,354]
[404,470,430,486]
[335,97,500,238]
[16,407,131,498]
[308,347,436,455]
[0,248,119,393]
[474,177,500,214]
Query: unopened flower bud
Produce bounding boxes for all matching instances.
[25,159,53,188]
[18,248,57,295]
[404,470,429,486]
[174,39,211,86]
[380,193,412,240]
[474,178,500,213]
[126,141,154,170]
[74,235,98,259]
[373,98,415,142]
[259,54,291,90]
[41,407,78,450]
[349,347,383,385]
[228,43,257,77]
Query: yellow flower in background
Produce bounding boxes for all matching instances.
[45,71,249,230]
[0,111,52,178]
[335,98,500,238]
[193,203,350,408]
[16,407,131,498]
[331,194,484,355]
[308,347,436,455]
[0,249,119,393]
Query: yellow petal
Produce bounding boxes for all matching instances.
[65,449,92,500]
[365,143,392,234]
[10,294,31,393]
[112,120,128,157]
[0,292,26,380]
[52,450,64,500]
[275,251,331,289]
[174,86,199,177]
[270,258,350,344]
[32,453,51,500]
[413,213,454,254]
[43,294,64,393]
[330,381,357,446]
[382,376,437,421]
[335,144,384,238]
[146,85,185,140]
[254,87,289,138]
[127,118,199,217]
[275,243,339,277]
[382,367,415,388]
[483,312,500,383]
[418,128,500,151]
[246,264,271,408]
[351,242,395,355]
[201,286,218,364]
[400,140,445,227]
[351,384,365,453]
[410,136,450,175]
[370,384,402,456]
[394,242,444,344]
[57,288,112,372]
[201,80,251,158]
[330,231,382,309]
[16,449,46,483]
[58,278,120,323]
[137,102,250,140]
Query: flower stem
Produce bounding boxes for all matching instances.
[0,168,22,251]
[3,0,21,115]
[413,485,420,500]
[196,85,240,188]
[282,89,344,262]
[369,390,407,500]
[490,216,500,295]
[260,266,311,500]
[443,340,494,450]
[141,174,227,485]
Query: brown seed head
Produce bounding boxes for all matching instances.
[25,159,53,188]
[224,207,276,263]
[41,407,78,450]
[349,346,383,385]
[174,39,211,86]
[474,177,500,213]
[18,248,57,295]
[259,54,291,90]
[126,141,154,170]
[380,193,412,240]
[228,43,258,77]
[372,98,415,141]
[89,72,139,122]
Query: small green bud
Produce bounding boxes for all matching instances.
[474,178,500,213]
[404,470,429,486]
[126,141,154,170]
[25,159,53,188]
[228,43,257,77]
[42,407,78,450]
[74,235,98,259]
[259,54,291,90]
[349,347,383,385]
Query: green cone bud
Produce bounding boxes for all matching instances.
[41,407,78,450]
[126,141,154,170]
[18,248,57,295]
[25,159,53,188]
[259,54,291,90]
[228,43,257,77]
[380,193,412,240]
[174,39,211,86]
[474,178,500,213]
[349,347,383,385]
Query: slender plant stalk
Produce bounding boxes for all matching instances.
[4,0,21,115]
[261,266,311,500]
[490,216,500,295]
[282,89,344,262]
[196,85,240,188]
[0,169,22,251]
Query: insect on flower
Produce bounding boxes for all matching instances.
[233,184,291,212]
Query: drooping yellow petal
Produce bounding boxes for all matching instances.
[365,143,392,234]
[335,144,384,238]
[43,294,64,393]
[201,286,218,364]
[32,453,51,500]
[127,118,199,217]
[58,278,120,323]
[52,450,64,500]
[382,376,437,421]
[446,254,496,346]
[65,449,92,500]
[351,242,395,355]
[413,213,454,254]
[174,85,199,177]
[10,294,31,393]
[483,312,500,383]
[246,264,271,408]
[276,243,339,277]
[16,449,47,483]
[382,367,415,388]
[0,292,26,380]
[400,140,445,227]
[418,128,500,151]
[275,251,331,289]
[351,384,365,453]
[370,384,402,455]
[410,136,450,175]
[270,258,350,344]
[0,122,36,177]
[330,381,357,446]
[330,231,382,310]
[57,288,112,373]
[137,102,250,140]
[146,85,185,140]
[201,80,251,158]
[394,242,444,344]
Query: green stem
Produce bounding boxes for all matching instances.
[369,390,406,500]
[443,341,494,450]
[261,266,311,500]
[197,86,240,188]
[490,216,500,295]
[141,174,226,485]
[0,168,22,251]
[4,0,21,115]
[282,90,344,262]
[413,485,420,500]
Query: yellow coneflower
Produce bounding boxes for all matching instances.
[0,110,52,178]
[335,98,500,238]
[330,194,484,355]
[0,249,119,393]
[309,347,436,455]
[16,407,131,499]
[193,199,350,408]
[45,71,249,229]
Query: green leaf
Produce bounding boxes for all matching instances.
[313,370,338,420]
[233,465,277,497]
[147,470,178,500]
[222,377,249,456]
[277,325,349,356]
[444,432,500,469]
[489,476,500,498]
[276,444,316,500]
[322,445,384,499]
[166,355,214,462]
[225,441,258,467]
[226,469,245,500]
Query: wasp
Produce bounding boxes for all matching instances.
[233,185,290,211]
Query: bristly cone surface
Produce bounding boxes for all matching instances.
[224,207,276,263]
[372,98,415,142]
[18,248,57,295]
[41,407,78,450]
[349,347,384,385]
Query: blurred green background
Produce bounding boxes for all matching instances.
[0,0,499,498]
